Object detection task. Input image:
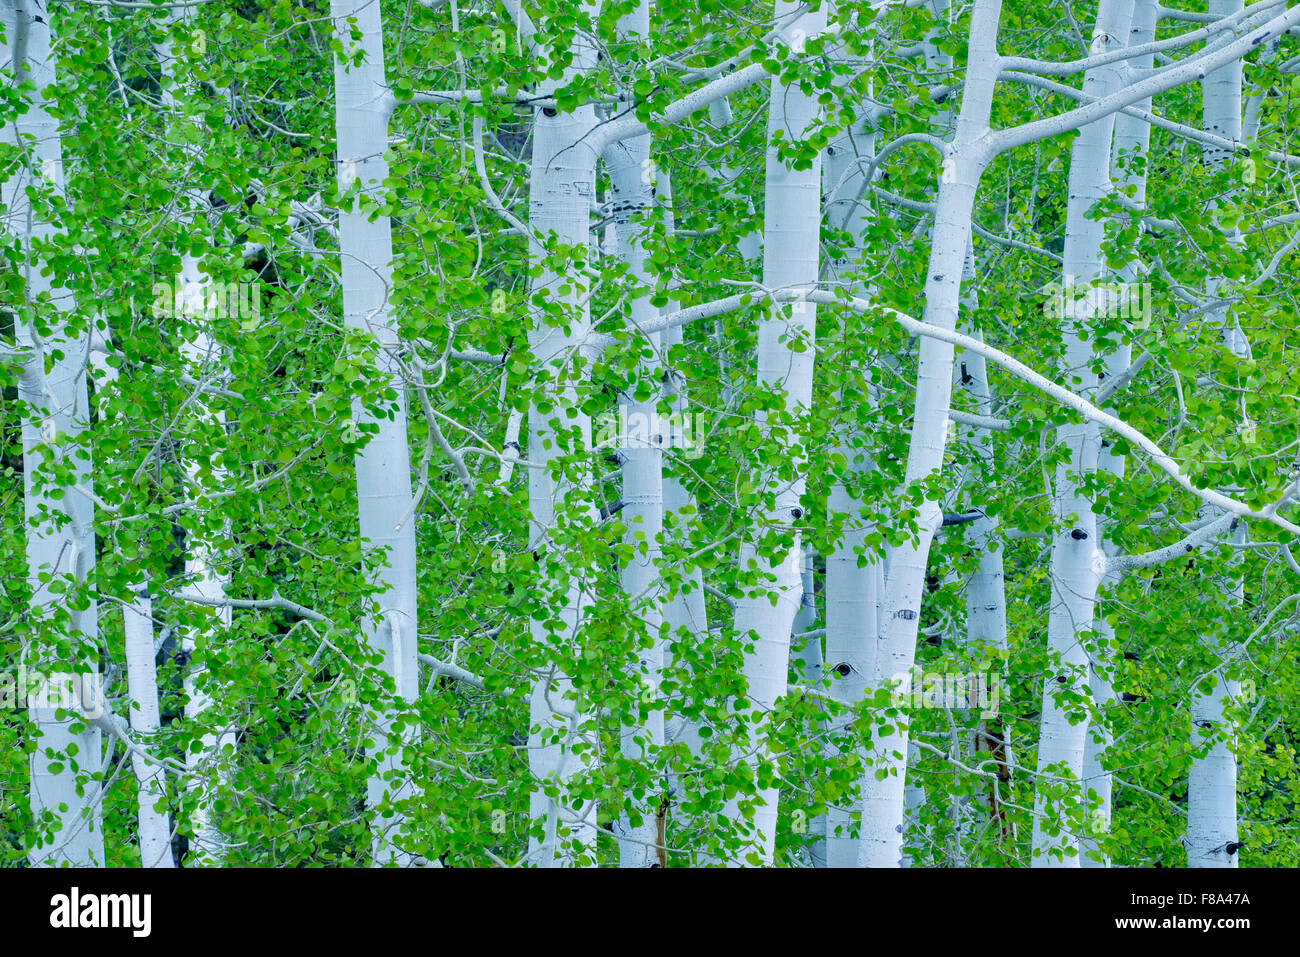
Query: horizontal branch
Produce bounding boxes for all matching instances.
[171,590,491,690]
[171,589,329,622]
[0,343,32,367]
[593,21,844,152]
[987,4,1300,157]
[803,290,1300,535]
[1110,513,1237,572]
[1001,0,1282,77]
[419,653,488,692]
[949,408,1012,432]
[1001,69,1300,169]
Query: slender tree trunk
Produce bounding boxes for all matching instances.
[656,172,708,866]
[156,3,237,866]
[790,545,825,865]
[1186,527,1244,868]
[3,0,106,868]
[954,240,1013,860]
[1030,0,1132,868]
[523,3,603,867]
[1187,0,1247,869]
[330,0,420,866]
[1082,0,1158,869]
[818,30,884,867]
[87,337,174,868]
[604,0,669,869]
[123,589,174,867]
[857,0,1003,868]
[723,0,827,866]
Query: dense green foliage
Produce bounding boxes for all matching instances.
[2,0,1298,867]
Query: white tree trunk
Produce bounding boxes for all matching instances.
[3,0,106,868]
[1187,0,1246,870]
[790,545,825,865]
[1186,532,1243,868]
[818,35,884,867]
[954,240,1013,861]
[1081,0,1158,869]
[1030,0,1132,868]
[123,589,174,868]
[87,310,174,869]
[604,0,668,869]
[657,172,709,866]
[723,0,827,866]
[857,0,1004,868]
[155,4,237,866]
[330,0,420,866]
[523,4,603,867]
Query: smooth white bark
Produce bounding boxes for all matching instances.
[1030,0,1132,868]
[821,83,881,868]
[1187,0,1247,869]
[156,4,237,867]
[523,4,603,867]
[123,590,174,868]
[605,0,668,869]
[723,0,827,866]
[856,0,1004,869]
[657,172,709,866]
[954,241,1014,860]
[331,0,420,865]
[4,0,106,868]
[1081,0,1158,869]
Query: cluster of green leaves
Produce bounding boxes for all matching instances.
[2,0,1300,867]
